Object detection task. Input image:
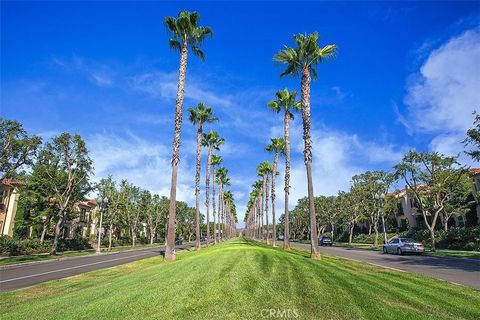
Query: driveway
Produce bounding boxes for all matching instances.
[288,241,480,289]
[0,242,198,291]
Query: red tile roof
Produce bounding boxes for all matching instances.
[1,178,23,186]
[469,168,480,176]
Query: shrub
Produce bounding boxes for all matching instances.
[0,237,93,256]
[398,226,480,251]
[0,237,51,256]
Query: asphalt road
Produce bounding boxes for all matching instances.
[0,242,198,291]
[288,241,480,289]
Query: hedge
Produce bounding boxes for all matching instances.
[0,237,92,256]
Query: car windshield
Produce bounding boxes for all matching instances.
[401,238,416,243]
[322,237,331,240]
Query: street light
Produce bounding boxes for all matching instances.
[96,197,108,254]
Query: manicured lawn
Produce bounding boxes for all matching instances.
[0,243,165,266]
[1,238,479,320]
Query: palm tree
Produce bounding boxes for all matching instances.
[252,180,263,239]
[265,138,285,247]
[202,132,224,246]
[216,167,229,241]
[268,88,300,249]
[211,154,223,244]
[189,103,218,250]
[257,161,273,243]
[164,11,213,261]
[274,32,337,259]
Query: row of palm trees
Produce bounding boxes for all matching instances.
[245,33,337,260]
[163,11,237,261]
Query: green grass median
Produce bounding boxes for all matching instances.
[1,238,478,320]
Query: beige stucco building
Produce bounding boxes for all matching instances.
[0,178,22,237]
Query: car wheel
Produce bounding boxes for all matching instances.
[397,248,402,255]
[383,246,388,254]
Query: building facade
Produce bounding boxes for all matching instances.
[0,178,22,237]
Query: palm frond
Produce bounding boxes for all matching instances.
[191,45,205,61]
[168,39,182,52]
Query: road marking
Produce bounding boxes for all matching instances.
[0,251,155,284]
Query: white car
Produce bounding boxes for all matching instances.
[383,238,425,255]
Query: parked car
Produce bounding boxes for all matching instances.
[175,237,183,245]
[318,236,333,246]
[277,235,285,241]
[383,238,424,255]
[200,236,206,242]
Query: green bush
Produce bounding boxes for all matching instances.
[0,237,51,256]
[0,237,93,256]
[398,226,480,251]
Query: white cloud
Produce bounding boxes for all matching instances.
[266,121,407,217]
[88,132,197,204]
[403,27,480,160]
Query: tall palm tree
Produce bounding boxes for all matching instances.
[164,11,213,261]
[265,138,285,247]
[216,167,229,241]
[268,88,300,249]
[252,180,263,239]
[211,154,223,244]
[257,161,272,243]
[189,103,218,250]
[274,32,337,259]
[202,132,224,246]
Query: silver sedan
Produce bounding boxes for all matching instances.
[383,238,425,255]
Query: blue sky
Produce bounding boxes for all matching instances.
[2,1,479,225]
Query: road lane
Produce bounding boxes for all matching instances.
[0,242,197,291]
[288,241,480,289]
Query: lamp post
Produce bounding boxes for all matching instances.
[96,197,108,254]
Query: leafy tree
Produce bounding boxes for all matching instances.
[0,118,42,179]
[189,103,218,249]
[267,89,300,249]
[36,133,93,254]
[395,151,465,250]
[265,137,285,246]
[274,33,337,259]
[164,11,213,261]
[464,111,480,162]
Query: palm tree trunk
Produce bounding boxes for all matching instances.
[301,67,320,260]
[219,183,223,241]
[284,110,291,249]
[165,41,188,261]
[265,175,270,244]
[205,146,213,246]
[272,153,278,247]
[194,122,202,250]
[261,179,265,241]
[212,167,217,244]
[108,223,113,250]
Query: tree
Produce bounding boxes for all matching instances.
[464,111,480,162]
[211,154,223,244]
[189,103,218,249]
[442,170,473,231]
[36,133,93,254]
[164,11,213,261]
[395,151,464,250]
[202,131,224,246]
[96,176,121,250]
[216,167,229,241]
[257,161,273,243]
[266,138,285,246]
[120,181,142,247]
[274,33,337,259]
[267,89,300,249]
[0,118,42,179]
